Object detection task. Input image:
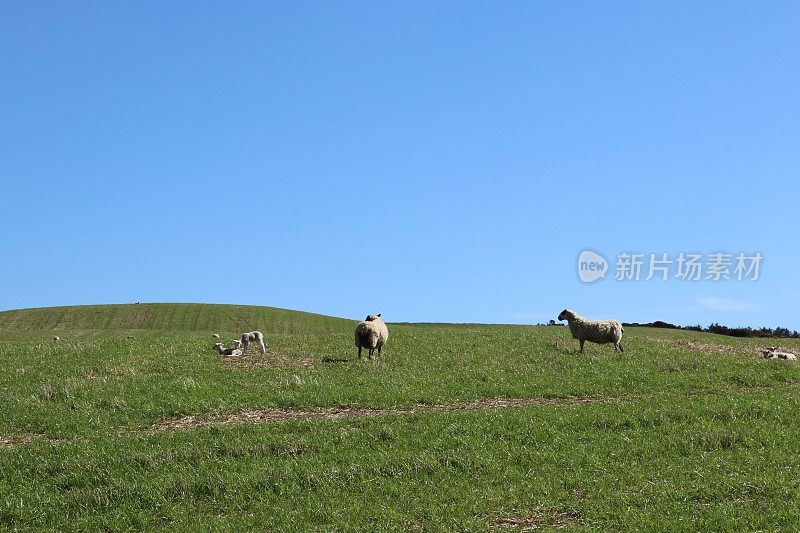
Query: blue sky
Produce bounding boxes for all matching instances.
[2,2,799,328]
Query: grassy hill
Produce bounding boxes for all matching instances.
[0,303,353,335]
[1,303,800,530]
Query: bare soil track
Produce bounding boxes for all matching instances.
[491,507,582,530]
[152,396,605,432]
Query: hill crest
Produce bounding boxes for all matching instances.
[0,303,353,334]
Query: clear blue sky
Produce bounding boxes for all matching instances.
[2,1,798,328]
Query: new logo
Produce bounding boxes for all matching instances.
[578,250,608,283]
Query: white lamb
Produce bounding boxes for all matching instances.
[557,309,624,353]
[239,331,266,354]
[761,347,797,361]
[213,342,243,357]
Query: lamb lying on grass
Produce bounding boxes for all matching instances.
[760,347,797,361]
[354,314,389,359]
[213,343,243,357]
[557,309,624,353]
[239,331,266,354]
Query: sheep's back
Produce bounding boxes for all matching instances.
[569,317,623,343]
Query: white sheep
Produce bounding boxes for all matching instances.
[354,314,389,359]
[213,342,243,357]
[557,309,624,353]
[761,347,797,361]
[239,331,266,354]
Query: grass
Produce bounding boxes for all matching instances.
[1,303,799,530]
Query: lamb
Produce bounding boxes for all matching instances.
[557,309,624,353]
[239,331,266,354]
[760,347,797,361]
[354,314,389,359]
[213,342,243,357]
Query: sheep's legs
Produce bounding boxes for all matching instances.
[618,342,624,353]
[357,346,362,359]
[579,339,585,353]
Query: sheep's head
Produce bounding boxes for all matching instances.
[365,314,382,322]
[557,309,574,321]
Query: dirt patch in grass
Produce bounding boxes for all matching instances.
[151,396,605,432]
[684,341,740,354]
[491,508,582,530]
[1,433,88,449]
[654,338,741,355]
[0,433,42,447]
[220,352,317,369]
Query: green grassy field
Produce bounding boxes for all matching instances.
[1,304,799,531]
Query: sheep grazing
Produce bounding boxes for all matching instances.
[354,314,389,359]
[212,333,220,339]
[557,309,624,353]
[239,331,266,354]
[213,342,243,357]
[761,347,798,361]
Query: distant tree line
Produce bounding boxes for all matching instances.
[621,320,800,339]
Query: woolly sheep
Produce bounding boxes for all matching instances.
[557,309,624,353]
[239,331,266,355]
[213,342,243,357]
[761,347,797,361]
[354,314,389,359]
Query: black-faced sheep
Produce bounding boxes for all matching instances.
[557,309,624,353]
[354,314,389,359]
